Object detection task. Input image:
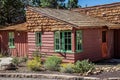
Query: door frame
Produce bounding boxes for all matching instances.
[101,30,108,58]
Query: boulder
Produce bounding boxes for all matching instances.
[0,57,16,70]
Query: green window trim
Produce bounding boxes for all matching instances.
[35,32,42,46]
[76,30,83,52]
[54,31,72,53]
[8,32,15,48]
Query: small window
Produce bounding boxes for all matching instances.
[102,31,106,42]
[76,30,83,52]
[35,32,41,46]
[8,32,15,48]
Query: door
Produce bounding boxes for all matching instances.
[102,31,108,58]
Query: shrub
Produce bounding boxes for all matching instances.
[0,54,3,58]
[11,57,20,66]
[32,50,41,57]
[19,56,28,63]
[60,63,74,73]
[44,56,62,71]
[27,56,41,71]
[73,60,95,73]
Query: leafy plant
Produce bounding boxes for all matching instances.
[0,54,3,58]
[19,56,28,63]
[44,56,62,71]
[11,57,20,66]
[27,56,41,71]
[60,63,74,73]
[32,50,41,57]
[73,60,95,73]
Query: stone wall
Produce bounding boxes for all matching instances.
[73,2,120,24]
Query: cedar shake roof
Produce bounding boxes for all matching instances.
[73,2,120,24]
[0,23,27,31]
[28,7,120,29]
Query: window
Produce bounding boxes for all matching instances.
[76,30,83,52]
[8,32,15,48]
[54,31,72,52]
[35,32,41,46]
[102,31,106,42]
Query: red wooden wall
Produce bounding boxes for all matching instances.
[74,29,114,62]
[0,29,114,62]
[28,31,75,63]
[114,29,120,58]
[0,31,28,57]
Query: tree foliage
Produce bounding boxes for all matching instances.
[0,0,25,25]
[67,0,78,9]
[31,0,79,9]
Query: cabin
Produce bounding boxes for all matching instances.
[73,2,120,58]
[0,5,120,63]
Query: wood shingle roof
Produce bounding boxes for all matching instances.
[29,7,120,29]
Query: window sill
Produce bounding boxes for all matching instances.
[55,50,73,53]
[36,44,42,47]
[9,46,15,49]
[75,50,83,53]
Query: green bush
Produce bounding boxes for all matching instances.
[44,56,62,71]
[0,54,3,58]
[27,56,41,71]
[32,50,41,57]
[19,56,28,63]
[73,60,95,73]
[11,57,20,66]
[60,63,74,73]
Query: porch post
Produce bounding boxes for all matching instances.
[72,27,76,53]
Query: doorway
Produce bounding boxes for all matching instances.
[102,31,108,58]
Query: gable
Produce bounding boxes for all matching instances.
[26,8,73,31]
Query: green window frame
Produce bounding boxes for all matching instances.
[35,32,42,46]
[54,31,72,53]
[76,30,83,52]
[8,32,15,48]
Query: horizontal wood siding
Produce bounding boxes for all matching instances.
[28,31,75,63]
[75,29,102,61]
[0,31,28,57]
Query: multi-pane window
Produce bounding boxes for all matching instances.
[9,32,15,48]
[76,30,83,52]
[35,32,41,46]
[54,31,72,52]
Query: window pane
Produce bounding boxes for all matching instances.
[9,32,15,48]
[102,31,106,42]
[76,31,83,51]
[36,32,41,46]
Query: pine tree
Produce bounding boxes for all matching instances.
[0,0,24,25]
[67,0,78,9]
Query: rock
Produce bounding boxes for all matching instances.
[0,57,16,70]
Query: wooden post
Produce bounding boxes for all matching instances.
[72,27,76,53]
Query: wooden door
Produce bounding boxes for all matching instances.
[102,31,108,58]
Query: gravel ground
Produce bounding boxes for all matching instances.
[88,59,120,78]
[89,71,120,78]
[0,78,58,80]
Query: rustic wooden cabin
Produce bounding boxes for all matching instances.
[0,6,119,63]
[73,2,120,58]
[25,7,119,63]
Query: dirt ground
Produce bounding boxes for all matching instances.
[0,59,120,78]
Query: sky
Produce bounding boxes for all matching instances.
[65,0,120,7]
